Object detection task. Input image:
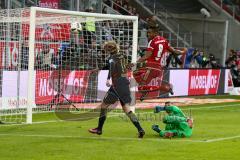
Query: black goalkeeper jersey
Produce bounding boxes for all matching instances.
[107,53,128,85]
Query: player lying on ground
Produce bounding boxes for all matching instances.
[88,40,145,138]
[133,23,187,100]
[152,102,193,138]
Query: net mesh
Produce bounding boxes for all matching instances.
[0,8,136,123]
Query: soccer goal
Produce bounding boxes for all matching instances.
[0,7,138,124]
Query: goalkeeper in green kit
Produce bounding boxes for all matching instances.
[152,102,193,138]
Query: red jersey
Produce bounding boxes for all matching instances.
[146,35,170,66]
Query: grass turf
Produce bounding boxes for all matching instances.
[0,100,240,160]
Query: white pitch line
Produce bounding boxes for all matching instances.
[184,103,240,110]
[0,133,239,143]
[131,104,240,115]
[0,114,121,126]
[136,104,240,115]
[205,135,240,142]
[0,133,205,143]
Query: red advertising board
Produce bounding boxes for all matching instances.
[0,68,229,110]
[188,69,221,95]
[35,70,91,104]
[0,41,60,69]
[0,41,19,69]
[22,23,71,41]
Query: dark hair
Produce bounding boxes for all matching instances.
[165,101,171,105]
[147,22,160,32]
[209,54,215,61]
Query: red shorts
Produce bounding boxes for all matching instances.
[133,60,163,85]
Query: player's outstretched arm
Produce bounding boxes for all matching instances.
[154,106,166,113]
[137,50,152,62]
[168,46,187,55]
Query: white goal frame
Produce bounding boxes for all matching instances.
[26,7,138,124]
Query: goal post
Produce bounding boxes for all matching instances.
[0,7,138,124]
[27,7,37,124]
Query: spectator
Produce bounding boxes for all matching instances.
[128,5,133,15]
[111,22,120,38]
[223,0,233,5]
[138,17,148,30]
[230,60,240,86]
[237,50,240,65]
[183,48,203,68]
[122,0,129,6]
[120,4,129,15]
[113,0,121,12]
[225,49,237,68]
[132,7,137,15]
[102,21,113,40]
[225,49,240,87]
[102,6,108,14]
[236,1,240,15]
[207,54,222,68]
[166,52,183,68]
[21,39,29,70]
[103,0,111,7]
[0,1,4,9]
[36,44,52,69]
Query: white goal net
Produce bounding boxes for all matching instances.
[0,7,138,124]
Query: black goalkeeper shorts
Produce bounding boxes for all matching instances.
[103,77,131,106]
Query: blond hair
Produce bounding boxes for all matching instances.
[103,40,120,54]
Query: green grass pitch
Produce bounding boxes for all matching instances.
[0,97,240,160]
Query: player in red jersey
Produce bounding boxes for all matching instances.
[134,24,187,100]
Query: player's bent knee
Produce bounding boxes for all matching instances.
[100,102,111,109]
[122,104,131,113]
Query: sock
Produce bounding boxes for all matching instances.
[127,111,143,132]
[97,108,107,131]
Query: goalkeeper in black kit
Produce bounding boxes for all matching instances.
[88,41,145,138]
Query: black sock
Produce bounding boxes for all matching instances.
[97,108,107,131]
[127,111,143,132]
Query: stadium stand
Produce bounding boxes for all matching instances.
[213,0,240,22]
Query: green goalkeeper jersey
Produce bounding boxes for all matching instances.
[165,106,186,117]
[161,106,192,137]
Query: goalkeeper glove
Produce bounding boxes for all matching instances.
[152,124,161,133]
[154,106,166,113]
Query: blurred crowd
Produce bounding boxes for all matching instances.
[225,49,240,87]
[166,48,240,87]
[223,0,240,15]
[137,47,224,69]
[103,0,137,15]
